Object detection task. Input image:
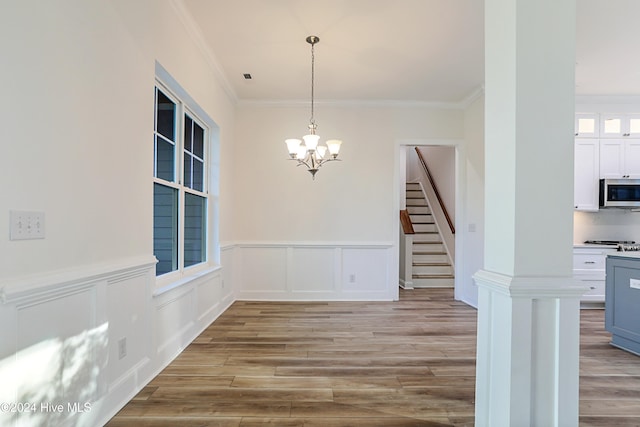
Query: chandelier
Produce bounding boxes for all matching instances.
[285,35,342,179]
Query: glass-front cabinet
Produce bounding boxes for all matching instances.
[600,114,640,138]
[575,113,599,137]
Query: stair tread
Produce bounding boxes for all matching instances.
[413,252,448,256]
[406,184,451,284]
[413,274,455,279]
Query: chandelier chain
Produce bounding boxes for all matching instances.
[310,41,315,127]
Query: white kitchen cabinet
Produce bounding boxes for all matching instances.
[575,113,599,137]
[600,114,640,138]
[574,139,600,211]
[574,246,618,305]
[600,139,640,179]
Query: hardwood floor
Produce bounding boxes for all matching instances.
[106,289,640,426]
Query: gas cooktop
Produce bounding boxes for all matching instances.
[618,243,640,252]
[584,240,635,246]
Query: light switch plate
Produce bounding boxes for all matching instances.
[10,210,45,240]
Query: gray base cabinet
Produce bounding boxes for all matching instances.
[605,254,640,356]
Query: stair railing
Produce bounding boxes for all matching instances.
[400,210,414,235]
[415,147,455,234]
[399,209,415,289]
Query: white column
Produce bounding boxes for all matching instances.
[475,0,583,426]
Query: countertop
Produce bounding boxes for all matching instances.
[574,244,620,250]
[608,252,640,260]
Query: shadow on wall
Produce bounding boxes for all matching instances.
[0,323,108,426]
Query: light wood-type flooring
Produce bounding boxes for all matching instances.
[107,289,640,426]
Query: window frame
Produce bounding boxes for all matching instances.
[153,64,220,290]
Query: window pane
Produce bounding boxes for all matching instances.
[183,154,192,189]
[193,158,204,192]
[193,122,204,158]
[156,90,176,141]
[154,183,178,275]
[184,193,206,268]
[156,136,175,182]
[184,116,193,153]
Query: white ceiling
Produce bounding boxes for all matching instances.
[576,0,640,98]
[180,0,640,105]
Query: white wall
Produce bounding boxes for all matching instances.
[1,1,151,278]
[0,0,237,277]
[458,94,485,307]
[232,103,465,242]
[416,146,456,216]
[0,1,236,426]
[232,104,466,300]
[234,105,400,242]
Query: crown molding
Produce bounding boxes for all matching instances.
[238,83,486,110]
[170,0,238,105]
[575,94,640,105]
[237,98,473,110]
[459,85,485,109]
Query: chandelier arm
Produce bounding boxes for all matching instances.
[293,158,312,169]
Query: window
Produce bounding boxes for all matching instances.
[153,84,209,277]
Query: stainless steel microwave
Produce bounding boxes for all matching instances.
[600,179,640,208]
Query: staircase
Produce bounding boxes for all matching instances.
[405,182,454,287]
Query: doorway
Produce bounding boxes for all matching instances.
[396,140,482,308]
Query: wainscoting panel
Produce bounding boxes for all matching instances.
[13,287,102,427]
[240,246,288,294]
[154,284,196,361]
[107,271,151,389]
[196,271,224,324]
[220,244,237,299]
[290,247,336,292]
[235,242,395,300]
[0,256,156,427]
[0,256,235,427]
[341,247,390,293]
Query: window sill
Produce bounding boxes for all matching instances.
[153,264,222,297]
